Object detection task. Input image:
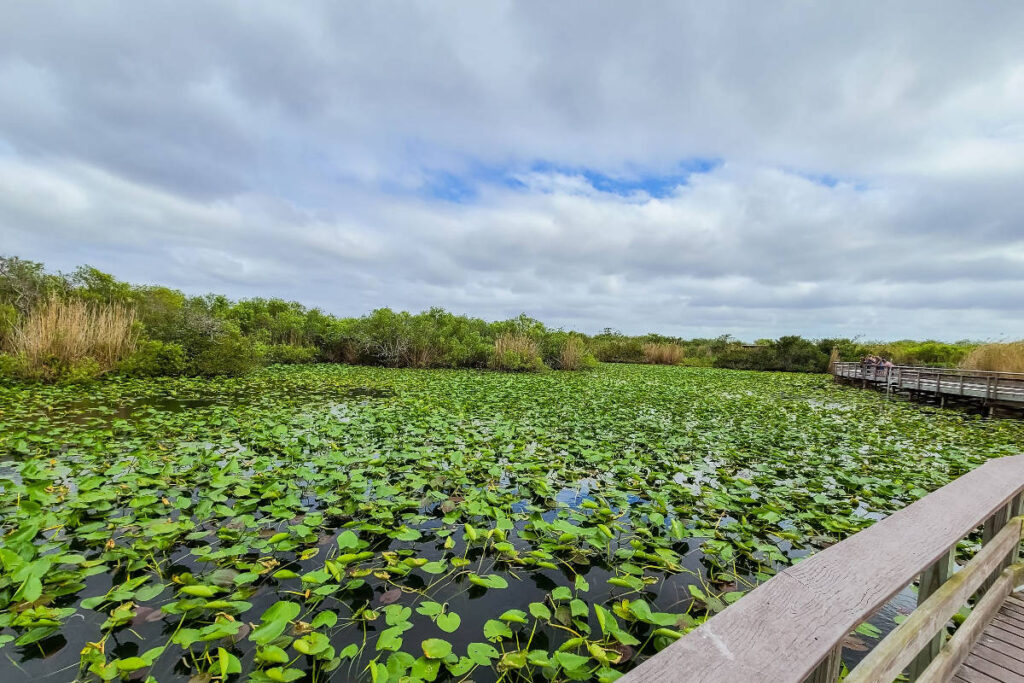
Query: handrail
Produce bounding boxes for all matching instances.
[846,516,1023,681]
[620,454,1024,683]
[833,361,1024,380]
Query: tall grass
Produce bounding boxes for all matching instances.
[8,296,138,378]
[828,346,840,373]
[960,342,1024,373]
[642,342,684,365]
[489,332,542,372]
[558,335,587,371]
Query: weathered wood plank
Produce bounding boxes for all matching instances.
[620,455,1024,683]
[915,565,1021,683]
[960,653,1024,683]
[986,623,1024,650]
[972,643,1024,672]
[957,666,1002,683]
[976,634,1024,666]
[848,524,1022,683]
[999,603,1024,620]
[990,615,1024,638]
[910,546,956,679]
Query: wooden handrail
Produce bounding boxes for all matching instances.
[832,362,1024,381]
[846,516,1023,681]
[620,454,1024,683]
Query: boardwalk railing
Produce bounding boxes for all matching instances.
[621,454,1024,683]
[832,362,1024,408]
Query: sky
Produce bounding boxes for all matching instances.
[1,2,1023,341]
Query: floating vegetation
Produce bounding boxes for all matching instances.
[1,364,1022,682]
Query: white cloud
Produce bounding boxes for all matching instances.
[1,1,1023,339]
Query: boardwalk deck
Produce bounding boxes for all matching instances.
[956,591,1024,682]
[832,362,1024,413]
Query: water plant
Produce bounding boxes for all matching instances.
[1,364,1022,681]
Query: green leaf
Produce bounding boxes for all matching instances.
[20,575,42,603]
[421,638,452,659]
[421,560,447,574]
[294,632,331,656]
[467,641,500,665]
[218,647,242,676]
[856,622,882,638]
[115,657,149,672]
[551,585,573,601]
[483,619,513,640]
[265,667,305,682]
[416,601,444,617]
[311,610,338,629]
[411,656,440,681]
[257,645,291,664]
[336,530,359,551]
[529,602,552,620]
[436,611,461,633]
[251,601,301,645]
[499,609,528,624]
[555,651,591,670]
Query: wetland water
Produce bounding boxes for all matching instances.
[2,364,1022,681]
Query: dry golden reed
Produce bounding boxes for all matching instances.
[642,342,684,365]
[960,341,1024,373]
[490,332,540,371]
[558,335,586,371]
[9,296,138,373]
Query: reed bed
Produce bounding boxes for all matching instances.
[642,342,684,365]
[9,296,138,374]
[558,335,587,370]
[960,341,1024,373]
[490,332,541,371]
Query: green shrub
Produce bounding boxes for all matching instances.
[540,332,597,370]
[118,340,187,377]
[190,332,260,377]
[715,336,828,373]
[258,343,318,365]
[0,353,103,384]
[0,302,17,348]
[0,353,23,382]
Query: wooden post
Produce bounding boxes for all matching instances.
[980,503,1012,593]
[806,645,842,683]
[908,547,955,680]
[1012,496,1024,565]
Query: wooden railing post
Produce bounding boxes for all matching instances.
[806,645,842,683]
[1011,493,1024,564]
[981,502,1012,593]
[908,547,955,680]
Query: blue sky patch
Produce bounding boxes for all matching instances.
[410,157,721,203]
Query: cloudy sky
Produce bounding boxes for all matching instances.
[2,2,1023,340]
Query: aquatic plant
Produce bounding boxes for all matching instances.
[1,364,1021,681]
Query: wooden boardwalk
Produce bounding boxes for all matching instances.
[621,455,1024,683]
[957,592,1024,682]
[832,362,1024,413]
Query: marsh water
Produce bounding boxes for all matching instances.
[3,364,1021,681]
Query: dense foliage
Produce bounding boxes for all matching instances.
[0,256,988,382]
[2,364,1022,681]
